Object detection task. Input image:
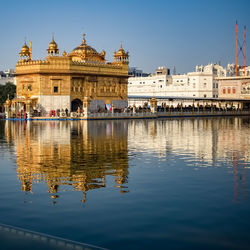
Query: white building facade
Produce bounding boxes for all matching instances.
[128,64,225,99]
[0,69,16,85]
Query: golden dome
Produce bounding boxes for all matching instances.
[68,34,105,63]
[48,39,58,50]
[116,44,126,55]
[47,35,59,56]
[6,99,11,105]
[62,50,67,57]
[20,42,30,54]
[19,42,31,61]
[113,44,129,65]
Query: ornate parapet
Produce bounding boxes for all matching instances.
[16,56,128,77]
[17,60,49,66]
[70,60,128,77]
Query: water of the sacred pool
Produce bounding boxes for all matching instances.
[0,117,250,250]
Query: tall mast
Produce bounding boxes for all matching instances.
[235,21,238,76]
[244,26,246,76]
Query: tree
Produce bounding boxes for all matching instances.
[0,82,16,112]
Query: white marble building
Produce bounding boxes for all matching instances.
[0,69,16,85]
[128,64,226,99]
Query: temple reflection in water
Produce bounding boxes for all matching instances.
[4,120,129,203]
[4,117,250,203]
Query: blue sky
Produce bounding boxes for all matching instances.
[0,0,249,74]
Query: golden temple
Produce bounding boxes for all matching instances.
[8,34,129,117]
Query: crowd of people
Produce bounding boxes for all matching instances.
[3,102,247,120]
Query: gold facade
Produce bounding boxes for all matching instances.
[15,34,129,112]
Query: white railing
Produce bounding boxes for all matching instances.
[83,110,250,119]
[9,110,250,120]
[84,112,156,118]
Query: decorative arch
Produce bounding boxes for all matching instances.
[71,98,83,112]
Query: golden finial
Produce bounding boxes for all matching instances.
[52,32,55,41]
[82,33,86,45]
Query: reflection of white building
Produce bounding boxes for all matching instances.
[128,119,214,162]
[128,64,225,98]
[127,118,250,163]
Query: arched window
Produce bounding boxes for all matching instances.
[223,88,226,94]
[228,88,231,94]
[232,88,236,94]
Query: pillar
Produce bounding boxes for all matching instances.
[4,97,12,119]
[133,104,136,114]
[150,98,157,113]
[83,97,91,117]
[240,102,244,111]
[26,100,31,119]
[4,103,10,119]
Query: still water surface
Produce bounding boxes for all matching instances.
[0,118,250,249]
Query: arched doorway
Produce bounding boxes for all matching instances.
[71,98,83,112]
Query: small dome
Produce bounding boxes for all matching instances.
[62,50,67,57]
[6,99,11,105]
[113,44,129,65]
[19,42,31,61]
[48,39,58,50]
[20,42,30,54]
[47,36,59,56]
[116,45,125,55]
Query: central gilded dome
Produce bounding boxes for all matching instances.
[68,34,106,63]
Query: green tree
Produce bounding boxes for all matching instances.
[0,82,16,112]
